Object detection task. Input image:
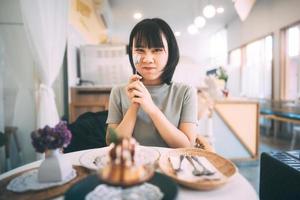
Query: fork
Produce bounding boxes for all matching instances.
[174,154,184,173]
[191,156,215,176]
[185,155,204,176]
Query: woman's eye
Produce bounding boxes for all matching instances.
[135,49,144,53]
[153,48,163,52]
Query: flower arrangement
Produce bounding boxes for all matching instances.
[31,121,72,153]
[216,67,228,83]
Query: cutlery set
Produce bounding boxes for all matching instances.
[174,155,215,176]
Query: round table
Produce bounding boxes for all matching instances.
[0,147,259,200]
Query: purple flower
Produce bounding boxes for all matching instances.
[31,121,72,153]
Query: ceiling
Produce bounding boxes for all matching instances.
[108,0,239,39]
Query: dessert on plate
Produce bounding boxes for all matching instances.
[98,129,154,186]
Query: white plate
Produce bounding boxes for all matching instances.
[79,146,160,170]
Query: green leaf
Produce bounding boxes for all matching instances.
[217,67,228,82]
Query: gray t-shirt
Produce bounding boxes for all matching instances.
[106,82,197,147]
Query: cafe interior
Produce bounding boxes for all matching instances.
[0,0,300,199]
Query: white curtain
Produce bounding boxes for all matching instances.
[20,0,68,128]
[0,37,4,132]
[241,36,272,99]
[209,29,228,66]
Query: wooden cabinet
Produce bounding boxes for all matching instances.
[69,87,111,122]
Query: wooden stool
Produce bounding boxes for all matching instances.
[260,114,275,136]
[4,126,22,171]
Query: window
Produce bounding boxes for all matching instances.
[209,29,228,66]
[241,35,273,99]
[229,48,242,68]
[284,24,300,100]
[228,48,242,96]
[287,26,299,57]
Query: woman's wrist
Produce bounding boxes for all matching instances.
[147,104,160,117]
[129,103,140,113]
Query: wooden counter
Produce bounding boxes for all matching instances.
[213,98,260,160]
[69,86,112,122]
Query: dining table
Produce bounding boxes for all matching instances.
[0,147,259,200]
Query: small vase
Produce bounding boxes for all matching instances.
[38,149,73,182]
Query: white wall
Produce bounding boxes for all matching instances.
[67,25,87,88]
[227,0,300,99]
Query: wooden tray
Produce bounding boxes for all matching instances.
[0,166,91,200]
[158,148,237,190]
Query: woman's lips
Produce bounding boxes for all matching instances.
[142,67,156,72]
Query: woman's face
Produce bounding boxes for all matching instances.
[132,34,169,85]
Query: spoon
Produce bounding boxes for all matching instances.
[185,155,204,176]
[174,154,184,173]
[191,156,215,176]
[133,55,141,75]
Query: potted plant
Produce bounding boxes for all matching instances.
[216,67,229,97]
[31,121,73,182]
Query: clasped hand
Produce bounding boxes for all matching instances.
[126,75,157,114]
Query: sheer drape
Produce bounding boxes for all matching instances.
[241,36,272,99]
[0,38,4,132]
[210,29,228,66]
[20,0,68,128]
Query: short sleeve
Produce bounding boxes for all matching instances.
[180,86,198,124]
[106,86,123,124]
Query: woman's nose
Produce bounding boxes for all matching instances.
[142,52,154,63]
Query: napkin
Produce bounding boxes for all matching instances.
[169,155,224,181]
[7,169,77,192]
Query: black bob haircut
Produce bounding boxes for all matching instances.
[128,18,180,84]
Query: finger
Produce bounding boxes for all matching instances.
[130,90,144,98]
[129,74,142,83]
[128,82,144,93]
[132,97,142,104]
[126,86,133,97]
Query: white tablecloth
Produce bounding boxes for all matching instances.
[0,148,259,200]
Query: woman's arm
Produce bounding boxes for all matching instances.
[129,82,194,148]
[106,75,142,145]
[147,108,213,150]
[106,104,139,144]
[129,82,213,149]
[147,107,195,147]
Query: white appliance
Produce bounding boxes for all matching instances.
[79,44,132,86]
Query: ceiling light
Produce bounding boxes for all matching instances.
[175,31,181,37]
[187,24,198,35]
[217,7,224,14]
[194,16,206,28]
[133,12,142,20]
[203,5,216,18]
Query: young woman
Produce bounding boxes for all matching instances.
[106,18,211,149]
